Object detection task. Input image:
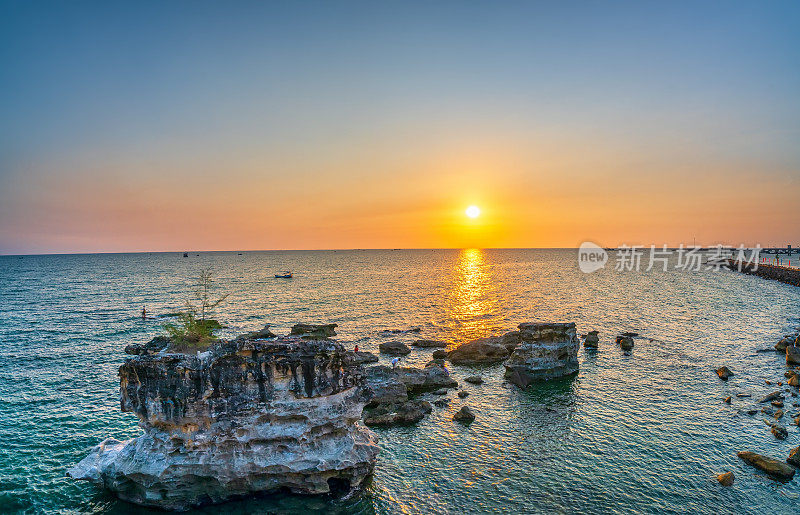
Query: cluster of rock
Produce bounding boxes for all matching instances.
[718,329,800,484]
[361,363,458,426]
[69,336,378,510]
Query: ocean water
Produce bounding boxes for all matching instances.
[1,249,799,514]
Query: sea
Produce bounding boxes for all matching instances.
[1,249,799,514]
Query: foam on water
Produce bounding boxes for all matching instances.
[1,249,799,513]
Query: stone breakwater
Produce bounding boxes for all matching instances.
[68,337,378,511]
[725,259,800,287]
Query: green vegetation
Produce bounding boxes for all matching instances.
[162,269,229,351]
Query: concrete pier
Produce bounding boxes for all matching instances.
[725,259,800,287]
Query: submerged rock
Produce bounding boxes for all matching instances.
[458,390,469,398]
[737,451,796,481]
[379,340,411,355]
[716,471,735,486]
[464,375,484,385]
[504,322,579,388]
[68,338,378,510]
[432,349,448,359]
[411,339,447,348]
[453,406,476,423]
[447,337,510,365]
[715,366,733,380]
[759,391,783,403]
[290,323,338,338]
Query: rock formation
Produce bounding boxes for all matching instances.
[787,345,800,366]
[737,451,796,481]
[68,337,378,510]
[504,323,579,388]
[361,363,457,426]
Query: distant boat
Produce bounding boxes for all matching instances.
[183,252,188,257]
[275,271,293,279]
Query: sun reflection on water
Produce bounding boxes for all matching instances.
[446,248,504,345]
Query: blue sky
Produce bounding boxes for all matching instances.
[1,1,798,253]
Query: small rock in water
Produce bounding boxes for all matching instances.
[458,390,469,398]
[379,340,411,356]
[746,409,758,415]
[737,451,796,481]
[759,391,783,403]
[772,399,784,408]
[775,409,784,419]
[583,331,600,348]
[723,396,732,404]
[432,388,448,395]
[765,380,771,385]
[433,399,449,407]
[616,335,634,351]
[715,367,733,380]
[716,471,735,486]
[788,375,799,387]
[464,375,484,385]
[737,393,751,398]
[453,406,476,423]
[432,349,447,359]
[771,425,788,439]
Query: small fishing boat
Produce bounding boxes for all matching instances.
[274,271,293,279]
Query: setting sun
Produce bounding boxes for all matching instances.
[465,205,481,219]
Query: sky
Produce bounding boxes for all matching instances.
[1,0,799,254]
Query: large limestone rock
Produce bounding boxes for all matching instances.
[447,337,511,365]
[504,322,579,388]
[68,337,378,510]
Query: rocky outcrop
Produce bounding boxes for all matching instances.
[290,323,338,338]
[68,337,378,510]
[346,350,379,365]
[737,451,796,481]
[583,330,599,348]
[361,363,457,427]
[379,340,411,355]
[504,322,579,388]
[235,324,276,340]
[447,337,510,365]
